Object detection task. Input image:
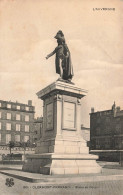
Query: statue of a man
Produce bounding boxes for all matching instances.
[46,31,74,81]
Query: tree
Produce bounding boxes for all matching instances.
[8,141,15,154]
[15,141,36,161]
[19,141,33,161]
[19,142,26,160]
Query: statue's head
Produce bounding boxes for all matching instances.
[54,30,64,39]
[54,30,65,44]
[57,30,64,36]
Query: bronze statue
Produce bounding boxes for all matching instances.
[46,31,74,82]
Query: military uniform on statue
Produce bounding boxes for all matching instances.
[46,31,74,82]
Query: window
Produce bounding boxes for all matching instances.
[105,138,111,149]
[7,104,11,109]
[17,105,20,110]
[115,138,121,149]
[25,106,29,111]
[0,112,1,118]
[6,134,11,143]
[25,125,29,132]
[106,126,111,134]
[96,138,104,149]
[96,127,101,135]
[96,139,100,149]
[97,118,101,123]
[6,123,11,130]
[25,115,29,121]
[0,122,1,129]
[15,135,20,142]
[116,118,120,122]
[16,114,20,120]
[0,133,1,142]
[24,135,29,142]
[106,117,110,123]
[16,124,20,131]
[7,113,11,120]
[115,124,121,133]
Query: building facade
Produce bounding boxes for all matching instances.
[0,100,35,149]
[33,117,43,142]
[90,102,123,161]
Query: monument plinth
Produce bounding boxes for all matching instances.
[22,80,101,175]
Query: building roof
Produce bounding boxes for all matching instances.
[34,117,43,123]
[116,110,123,117]
[0,100,33,107]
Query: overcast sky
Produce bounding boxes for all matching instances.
[0,0,123,127]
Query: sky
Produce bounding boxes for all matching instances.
[0,0,123,127]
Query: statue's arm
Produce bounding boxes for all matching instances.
[46,50,56,59]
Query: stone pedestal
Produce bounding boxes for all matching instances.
[22,80,101,175]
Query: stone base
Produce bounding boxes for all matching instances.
[22,153,101,175]
[35,137,89,154]
[23,80,101,175]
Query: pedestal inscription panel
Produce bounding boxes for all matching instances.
[62,101,76,130]
[46,103,53,130]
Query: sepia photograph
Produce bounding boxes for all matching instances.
[0,0,123,194]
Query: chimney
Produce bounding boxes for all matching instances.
[116,106,120,113]
[91,107,95,113]
[28,100,32,106]
[112,101,116,110]
[112,101,116,117]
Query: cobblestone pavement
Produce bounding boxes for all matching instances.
[0,173,123,195]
